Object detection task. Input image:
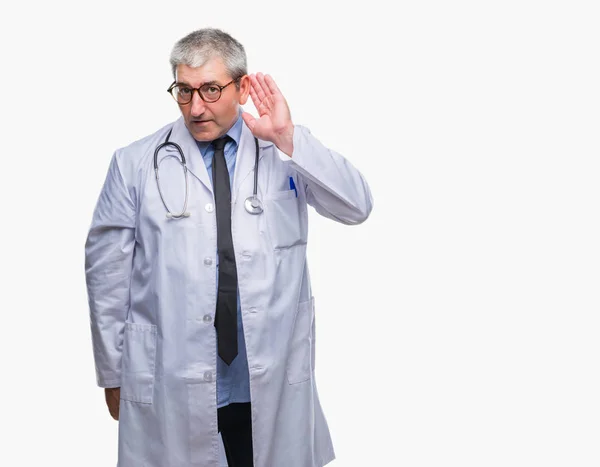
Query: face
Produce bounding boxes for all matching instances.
[175,58,250,141]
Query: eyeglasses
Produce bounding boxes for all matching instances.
[167,78,239,104]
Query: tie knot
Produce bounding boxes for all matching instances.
[212,136,229,152]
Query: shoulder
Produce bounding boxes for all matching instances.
[113,119,178,184]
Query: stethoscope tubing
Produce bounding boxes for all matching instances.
[154,127,262,219]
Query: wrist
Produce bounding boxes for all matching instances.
[274,123,294,157]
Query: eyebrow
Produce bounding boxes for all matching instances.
[176,80,220,87]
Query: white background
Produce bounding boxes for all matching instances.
[1,0,599,466]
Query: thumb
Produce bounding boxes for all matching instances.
[242,112,257,133]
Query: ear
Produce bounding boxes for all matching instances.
[238,75,251,105]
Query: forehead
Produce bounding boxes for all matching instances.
[176,57,230,85]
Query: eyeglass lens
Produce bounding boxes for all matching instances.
[171,84,222,104]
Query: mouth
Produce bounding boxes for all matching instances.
[192,120,211,126]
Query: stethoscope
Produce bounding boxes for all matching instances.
[153,128,263,219]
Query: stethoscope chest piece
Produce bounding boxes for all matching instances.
[244,195,263,215]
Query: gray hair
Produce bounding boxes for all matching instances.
[169,28,247,87]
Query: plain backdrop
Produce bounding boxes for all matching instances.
[1,0,599,466]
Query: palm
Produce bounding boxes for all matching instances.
[243,73,292,142]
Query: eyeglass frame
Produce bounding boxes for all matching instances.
[166,77,241,104]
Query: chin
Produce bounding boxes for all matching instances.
[192,132,213,142]
[187,125,215,142]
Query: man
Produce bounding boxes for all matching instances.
[85,28,373,467]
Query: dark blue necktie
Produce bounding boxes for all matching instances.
[211,136,238,365]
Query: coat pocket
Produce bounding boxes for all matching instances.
[120,322,157,404]
[265,190,306,250]
[286,298,314,385]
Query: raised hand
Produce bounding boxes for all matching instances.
[242,73,294,156]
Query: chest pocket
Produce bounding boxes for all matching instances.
[265,189,306,250]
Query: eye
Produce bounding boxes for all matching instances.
[179,87,192,95]
[206,86,219,94]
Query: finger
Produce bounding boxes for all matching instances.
[249,79,262,110]
[254,72,268,101]
[249,74,266,110]
[264,74,281,96]
[115,395,120,420]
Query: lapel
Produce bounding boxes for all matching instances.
[165,117,213,195]
[231,122,273,204]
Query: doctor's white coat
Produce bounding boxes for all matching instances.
[85,116,373,467]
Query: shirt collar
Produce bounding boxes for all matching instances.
[227,110,243,146]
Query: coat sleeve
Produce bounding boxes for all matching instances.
[281,125,373,225]
[84,151,136,388]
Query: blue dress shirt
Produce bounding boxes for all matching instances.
[196,113,251,409]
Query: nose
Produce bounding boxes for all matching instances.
[190,90,206,117]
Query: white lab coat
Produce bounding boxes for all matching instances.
[85,116,373,467]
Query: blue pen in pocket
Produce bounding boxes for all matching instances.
[289,176,298,198]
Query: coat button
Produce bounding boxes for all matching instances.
[203,314,212,323]
[204,257,213,266]
[203,371,212,382]
[205,203,214,213]
[249,307,258,313]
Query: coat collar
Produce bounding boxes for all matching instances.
[167,117,213,194]
[165,116,273,200]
